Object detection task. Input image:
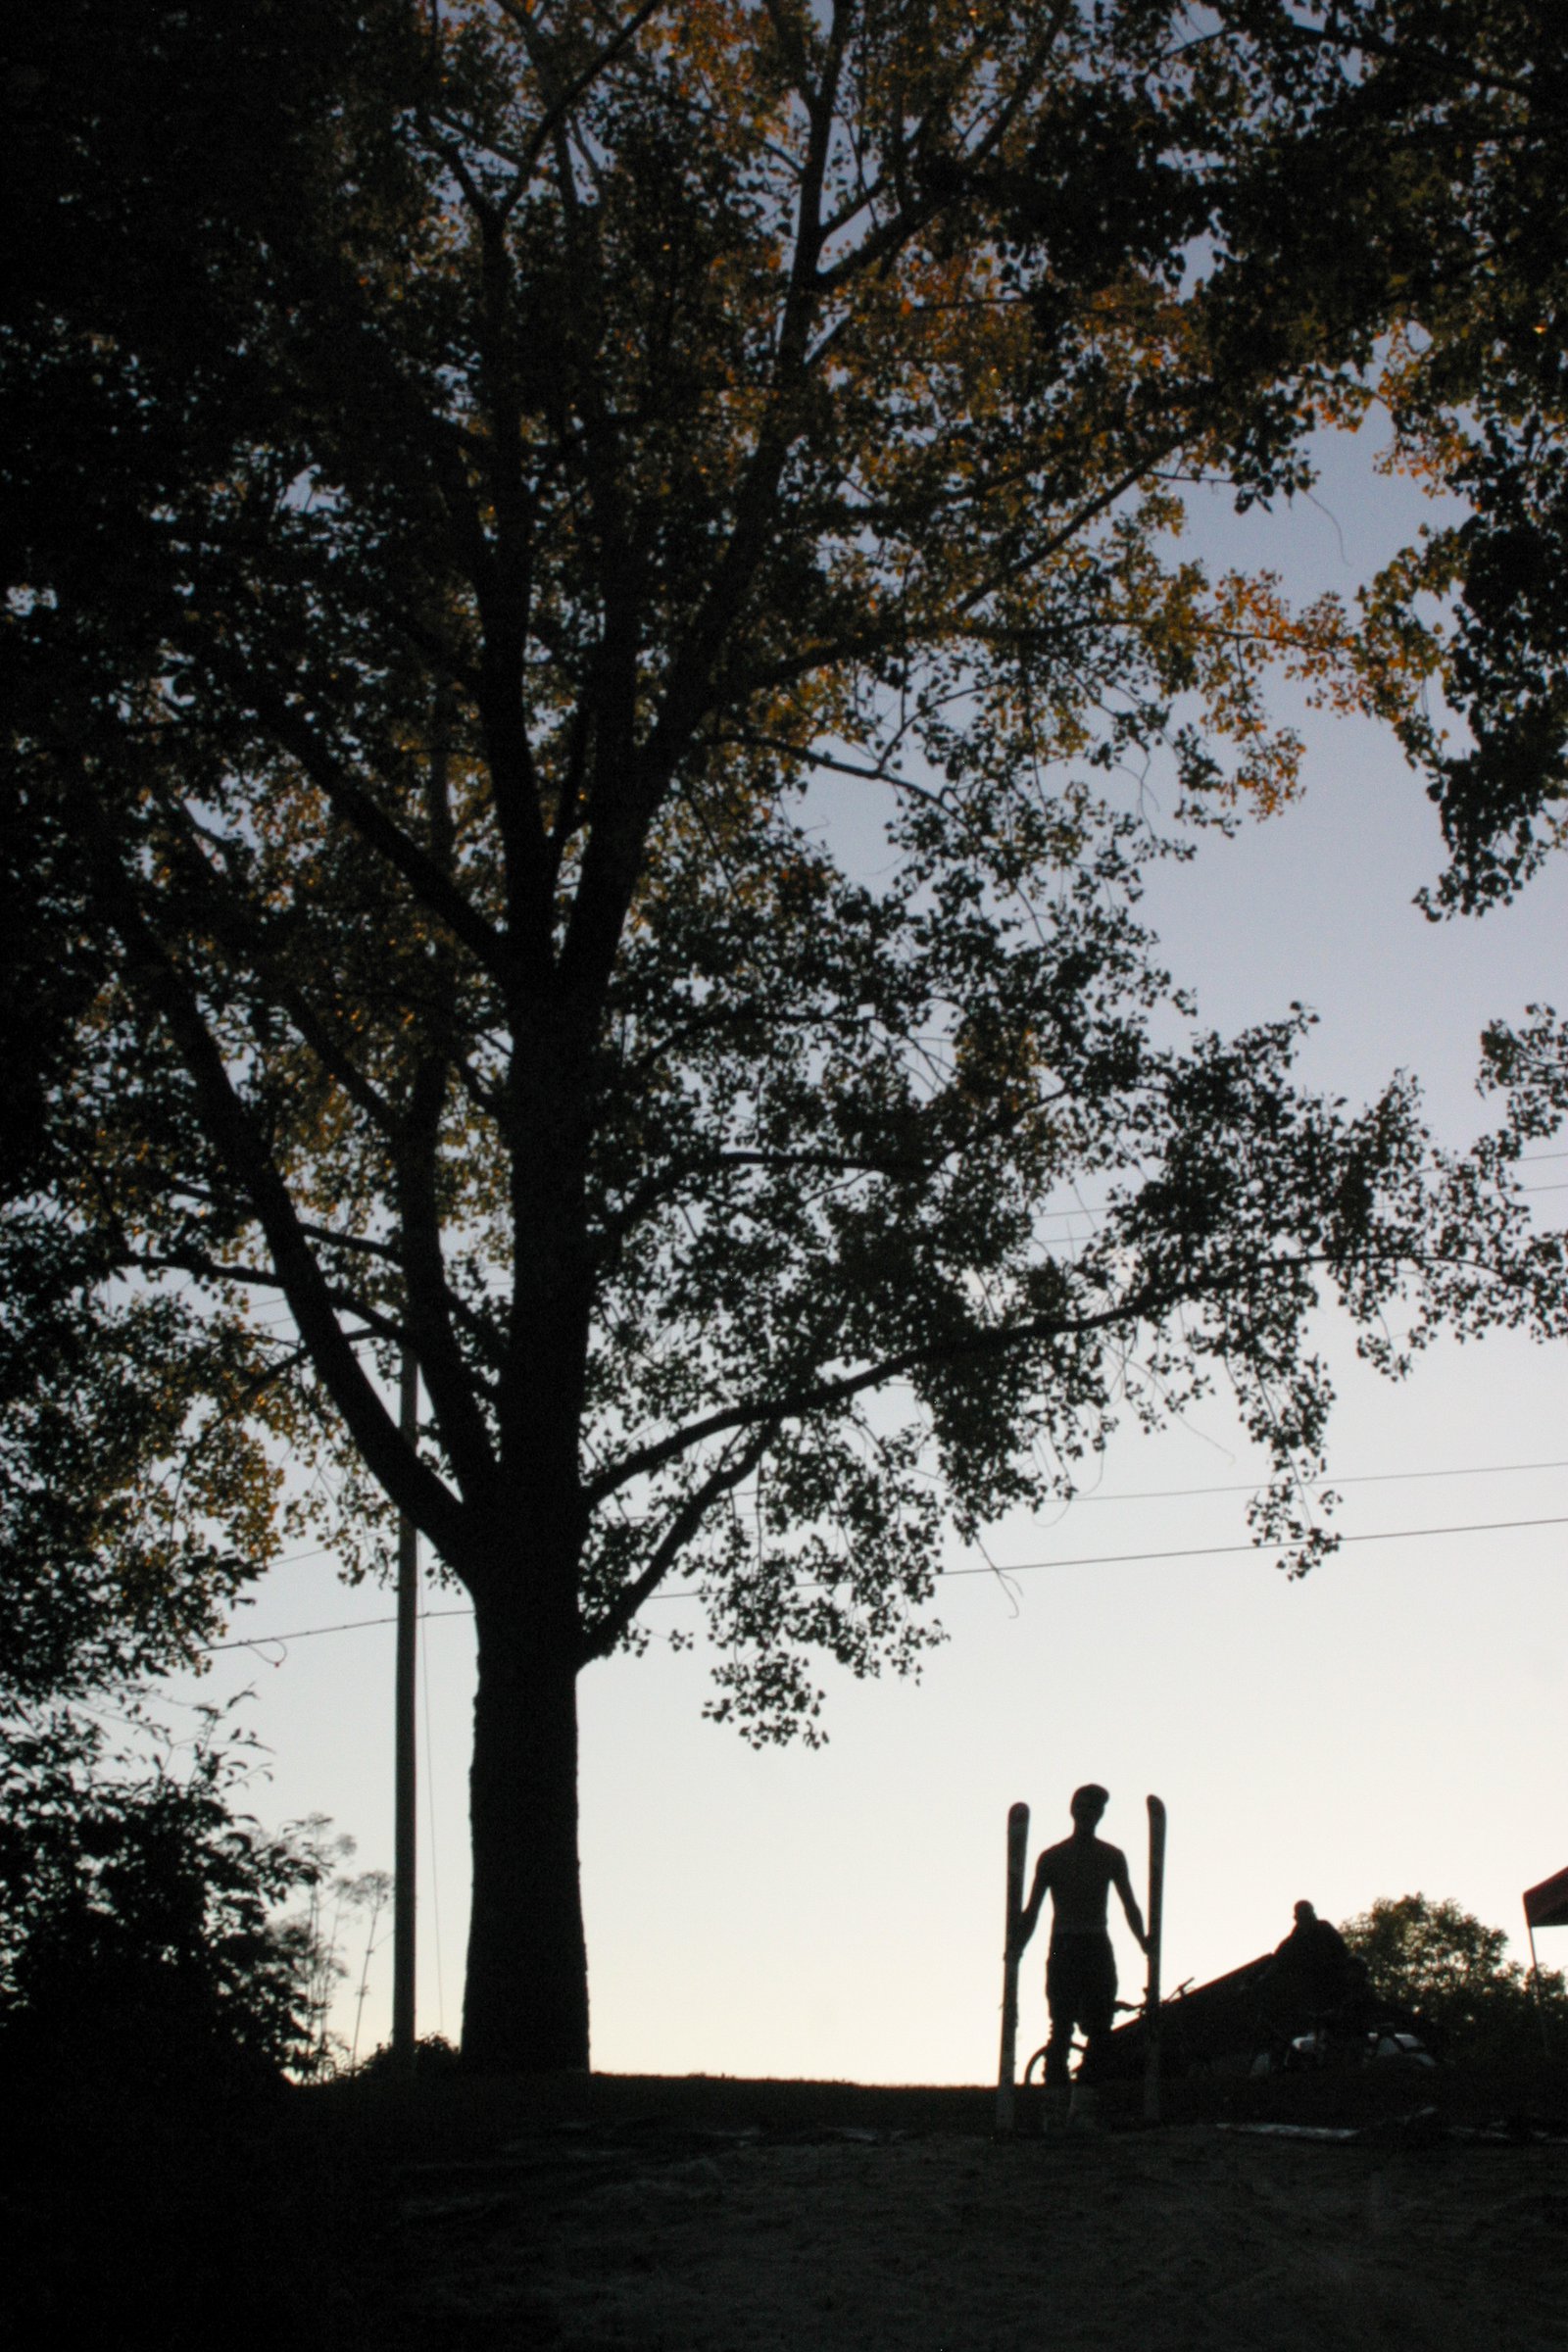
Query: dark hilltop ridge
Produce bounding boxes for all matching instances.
[7,2056,1566,2350]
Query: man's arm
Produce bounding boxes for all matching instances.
[1110,1850,1149,1952]
[1013,1854,1051,1953]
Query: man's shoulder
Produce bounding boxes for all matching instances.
[1040,1833,1129,1876]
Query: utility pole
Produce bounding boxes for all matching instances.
[392,1350,418,2074]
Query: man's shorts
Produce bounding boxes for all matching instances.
[1046,1932,1117,2036]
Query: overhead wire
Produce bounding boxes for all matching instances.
[201,1503,1568,1654]
[938,1513,1568,1581]
[1052,1455,1568,1504]
[249,1453,1568,1576]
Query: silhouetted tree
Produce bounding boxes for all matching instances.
[6,2,1567,2072]
[1342,1891,1568,2060]
[1331,2,1568,913]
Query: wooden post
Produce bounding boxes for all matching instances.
[996,1801,1030,2135]
[1526,1913,1551,2060]
[1144,1794,1166,2123]
[392,1350,418,2074]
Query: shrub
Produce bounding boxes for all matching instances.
[0,1697,326,2088]
[1341,1892,1568,2061]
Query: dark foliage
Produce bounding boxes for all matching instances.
[0,1699,323,2091]
[1343,1891,1568,2062]
[5,0,1568,2074]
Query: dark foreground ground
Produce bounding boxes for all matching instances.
[7,2059,1566,2349]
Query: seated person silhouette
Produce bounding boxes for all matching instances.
[1259,1899,1357,2045]
[1013,1784,1148,2101]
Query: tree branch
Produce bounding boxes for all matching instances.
[74,776,472,1562]
[578,1423,777,1662]
[397,1056,502,1497]
[211,655,514,988]
[584,1279,1177,1505]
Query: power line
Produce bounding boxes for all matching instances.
[945,1514,1568,1581]
[1060,1456,1568,1505]
[222,1451,1568,1613]
[248,1453,1568,1575]
[205,1605,472,1654]
[201,1508,1568,1652]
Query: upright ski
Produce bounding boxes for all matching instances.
[1144,1793,1167,2122]
[996,1800,1030,2135]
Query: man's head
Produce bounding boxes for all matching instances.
[1294,1900,1317,1927]
[1070,1784,1109,1829]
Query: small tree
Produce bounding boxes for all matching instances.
[1341,1892,1568,2061]
[0,1700,331,2088]
[277,1824,399,2078]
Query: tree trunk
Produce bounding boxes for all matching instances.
[461,1595,590,2072]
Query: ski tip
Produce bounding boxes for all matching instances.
[1147,1793,1166,1817]
[1007,1799,1030,1830]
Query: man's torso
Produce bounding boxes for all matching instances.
[1275,1919,1351,1995]
[1039,1834,1125,1937]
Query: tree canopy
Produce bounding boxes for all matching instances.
[1342,1891,1568,2059]
[1340,1,1568,911]
[5,0,1567,2069]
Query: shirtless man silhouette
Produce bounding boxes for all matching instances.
[1014,1784,1148,2093]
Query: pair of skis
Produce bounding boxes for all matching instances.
[996,1793,1166,2134]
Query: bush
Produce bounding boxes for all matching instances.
[352,2030,462,2082]
[0,1696,326,2089]
[1341,1892,1568,2062]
